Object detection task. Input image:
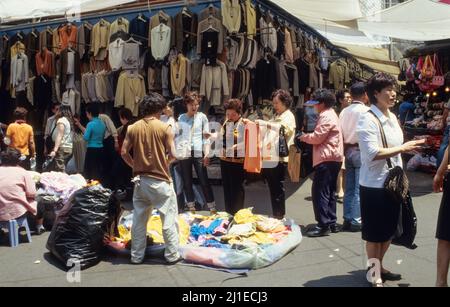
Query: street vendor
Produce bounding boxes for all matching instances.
[0,148,45,235]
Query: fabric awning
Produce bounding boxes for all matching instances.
[0,0,137,23]
[357,0,450,41]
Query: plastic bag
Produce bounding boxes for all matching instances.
[46,184,118,270]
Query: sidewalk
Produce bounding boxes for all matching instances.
[0,171,440,287]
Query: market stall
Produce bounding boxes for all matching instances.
[399,44,450,172]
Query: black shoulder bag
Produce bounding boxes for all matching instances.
[369,110,409,204]
[279,126,289,158]
[45,122,58,153]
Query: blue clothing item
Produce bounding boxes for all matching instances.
[304,106,319,132]
[343,147,362,226]
[437,125,450,168]
[83,117,106,148]
[399,101,415,124]
[178,112,210,153]
[201,239,231,249]
[190,219,223,240]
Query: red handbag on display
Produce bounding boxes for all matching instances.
[431,54,445,88]
[421,55,436,80]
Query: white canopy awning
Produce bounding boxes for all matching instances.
[0,0,137,23]
[357,0,450,41]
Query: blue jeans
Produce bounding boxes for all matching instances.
[343,147,362,226]
[437,126,450,168]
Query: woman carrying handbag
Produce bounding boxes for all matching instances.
[357,73,425,287]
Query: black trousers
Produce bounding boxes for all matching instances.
[220,160,246,215]
[312,161,342,227]
[262,162,287,218]
[111,154,132,191]
[179,157,215,204]
[102,136,119,189]
[84,147,104,182]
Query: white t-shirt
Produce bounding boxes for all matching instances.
[52,117,73,150]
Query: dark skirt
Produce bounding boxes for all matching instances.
[84,147,104,182]
[360,186,401,243]
[436,181,450,242]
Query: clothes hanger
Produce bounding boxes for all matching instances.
[138,13,147,22]
[31,28,38,38]
[125,37,142,45]
[182,7,192,17]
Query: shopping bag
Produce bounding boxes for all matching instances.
[392,193,418,250]
[288,145,301,183]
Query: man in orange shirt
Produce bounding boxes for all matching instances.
[5,108,36,170]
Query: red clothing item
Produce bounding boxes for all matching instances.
[36,49,55,77]
[300,108,344,167]
[59,25,78,50]
[0,166,37,221]
[244,121,262,173]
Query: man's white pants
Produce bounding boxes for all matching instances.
[131,176,180,262]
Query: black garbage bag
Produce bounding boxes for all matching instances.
[46,184,119,270]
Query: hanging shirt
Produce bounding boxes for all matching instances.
[221,0,242,33]
[122,41,141,70]
[91,20,111,61]
[110,17,130,41]
[259,18,277,54]
[10,53,29,92]
[115,72,146,116]
[59,25,78,50]
[108,38,125,71]
[151,24,171,61]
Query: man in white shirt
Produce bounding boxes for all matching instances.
[339,82,369,232]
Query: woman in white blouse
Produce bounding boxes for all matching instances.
[357,73,424,287]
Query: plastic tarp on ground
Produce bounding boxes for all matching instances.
[108,209,303,270]
[0,0,136,23]
[357,0,450,41]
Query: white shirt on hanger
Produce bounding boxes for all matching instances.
[151,23,171,61]
[108,38,125,71]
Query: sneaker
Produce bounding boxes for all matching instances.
[35,226,46,236]
[166,256,183,265]
[130,258,145,265]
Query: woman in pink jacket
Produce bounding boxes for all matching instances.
[299,89,344,237]
[0,148,44,234]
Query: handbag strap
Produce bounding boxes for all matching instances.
[369,110,394,169]
[433,53,443,76]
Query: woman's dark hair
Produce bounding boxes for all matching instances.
[335,89,350,103]
[0,148,21,166]
[118,107,133,121]
[312,88,336,108]
[139,92,167,117]
[184,91,200,106]
[56,105,74,131]
[272,89,293,108]
[14,107,28,120]
[350,82,366,98]
[366,72,398,105]
[224,99,243,115]
[86,104,100,117]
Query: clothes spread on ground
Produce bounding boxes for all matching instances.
[107,208,302,270]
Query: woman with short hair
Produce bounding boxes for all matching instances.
[357,73,424,286]
[177,91,216,213]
